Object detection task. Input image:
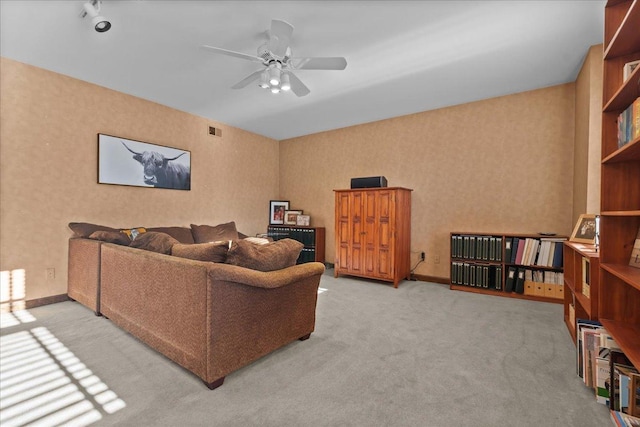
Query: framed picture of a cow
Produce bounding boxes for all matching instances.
[98,134,191,190]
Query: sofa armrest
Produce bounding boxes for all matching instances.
[206,262,325,289]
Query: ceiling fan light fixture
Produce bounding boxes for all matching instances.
[258,71,269,89]
[271,87,280,94]
[280,73,291,91]
[269,65,281,86]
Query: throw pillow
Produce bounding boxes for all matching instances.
[172,241,230,263]
[68,222,118,238]
[226,238,303,272]
[129,231,179,254]
[87,230,131,246]
[147,226,195,244]
[121,227,147,241]
[191,221,239,243]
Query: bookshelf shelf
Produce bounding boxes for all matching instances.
[450,232,565,303]
[563,242,600,343]
[602,137,640,163]
[599,319,640,369]
[598,0,640,372]
[601,263,640,291]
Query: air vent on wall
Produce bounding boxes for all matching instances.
[209,126,222,137]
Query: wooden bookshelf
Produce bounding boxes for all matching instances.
[562,242,600,343]
[599,0,640,369]
[450,232,566,304]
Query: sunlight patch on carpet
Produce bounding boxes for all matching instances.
[0,327,125,426]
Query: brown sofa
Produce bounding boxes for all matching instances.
[67,225,325,389]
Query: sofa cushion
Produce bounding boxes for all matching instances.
[226,238,303,272]
[172,241,229,263]
[88,230,131,246]
[147,226,195,244]
[129,231,179,254]
[191,222,239,243]
[69,222,118,238]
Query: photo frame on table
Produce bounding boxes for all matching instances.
[269,200,290,225]
[284,210,303,225]
[570,214,597,244]
[98,134,191,190]
[296,214,310,226]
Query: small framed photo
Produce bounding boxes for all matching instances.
[269,200,289,225]
[296,214,310,226]
[284,210,303,225]
[570,214,597,244]
[623,59,640,82]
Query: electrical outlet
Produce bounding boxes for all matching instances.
[434,255,440,264]
[46,268,55,280]
[420,252,425,261]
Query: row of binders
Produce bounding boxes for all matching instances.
[451,235,503,262]
[504,266,564,299]
[451,262,502,290]
[576,320,640,424]
[505,236,565,268]
[267,226,317,246]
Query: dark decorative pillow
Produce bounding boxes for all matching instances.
[226,238,303,272]
[191,222,239,243]
[129,231,179,254]
[69,222,118,238]
[147,226,195,244]
[172,241,229,263]
[88,230,131,246]
[120,227,147,241]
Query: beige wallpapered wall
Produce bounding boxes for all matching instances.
[573,44,603,224]
[279,83,577,279]
[0,57,279,301]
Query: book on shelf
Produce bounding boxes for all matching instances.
[617,97,640,149]
[631,372,640,417]
[505,266,516,292]
[515,268,525,294]
[514,239,526,265]
[505,238,513,263]
[630,227,640,269]
[576,319,603,379]
[611,410,640,427]
[582,256,591,298]
[623,59,640,82]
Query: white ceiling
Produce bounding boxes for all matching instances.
[0,1,605,140]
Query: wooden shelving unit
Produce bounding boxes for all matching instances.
[562,241,600,343]
[599,0,640,369]
[450,232,566,304]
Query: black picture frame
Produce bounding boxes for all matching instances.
[98,134,191,190]
[269,200,290,225]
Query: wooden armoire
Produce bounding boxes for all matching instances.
[334,187,412,288]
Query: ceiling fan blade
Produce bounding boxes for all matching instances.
[201,45,263,63]
[287,72,310,97]
[269,19,294,58]
[289,57,347,70]
[231,70,264,89]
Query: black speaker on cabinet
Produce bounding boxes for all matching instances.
[350,176,388,189]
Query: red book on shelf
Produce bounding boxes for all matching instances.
[514,239,526,264]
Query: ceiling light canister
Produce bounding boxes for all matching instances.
[269,65,281,86]
[258,71,269,89]
[280,73,291,91]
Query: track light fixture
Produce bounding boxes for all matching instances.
[80,0,111,33]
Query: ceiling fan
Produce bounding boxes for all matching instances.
[201,19,347,97]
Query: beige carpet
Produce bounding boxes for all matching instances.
[0,271,611,426]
